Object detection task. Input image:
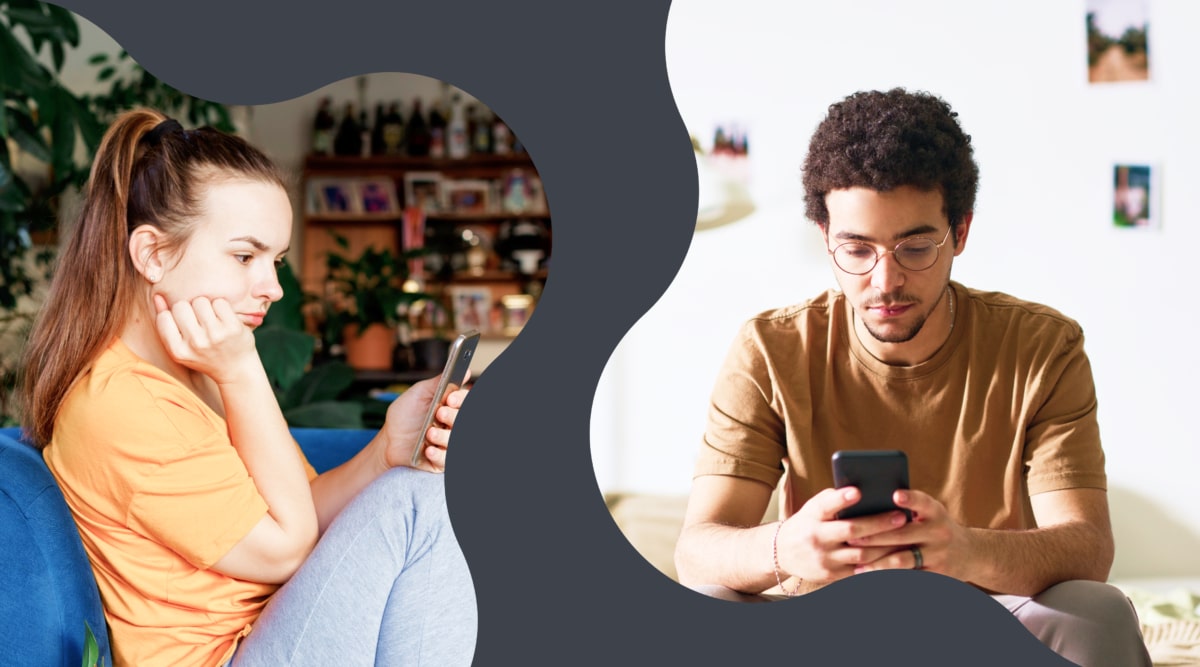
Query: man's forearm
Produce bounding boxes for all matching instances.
[963,520,1113,596]
[675,521,784,594]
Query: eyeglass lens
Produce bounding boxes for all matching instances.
[833,237,940,274]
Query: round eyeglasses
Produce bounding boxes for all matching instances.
[827,227,953,275]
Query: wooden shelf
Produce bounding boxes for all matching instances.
[305,153,536,172]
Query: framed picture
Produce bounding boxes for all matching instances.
[356,177,399,215]
[499,168,536,214]
[403,171,444,212]
[500,294,534,336]
[442,179,492,214]
[447,285,493,333]
[307,178,360,215]
[1112,163,1158,229]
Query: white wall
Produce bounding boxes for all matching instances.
[591,0,1200,579]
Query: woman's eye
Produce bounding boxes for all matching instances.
[274,257,286,268]
[235,254,253,265]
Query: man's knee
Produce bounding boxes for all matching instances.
[1037,580,1139,628]
[1023,580,1151,667]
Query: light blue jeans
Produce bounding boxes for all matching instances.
[227,467,477,666]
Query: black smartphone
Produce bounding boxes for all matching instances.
[410,329,480,466]
[831,450,913,521]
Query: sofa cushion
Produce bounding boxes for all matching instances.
[0,429,112,666]
[606,489,779,582]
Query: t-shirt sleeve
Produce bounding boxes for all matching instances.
[693,322,788,488]
[124,396,270,570]
[1023,328,1107,495]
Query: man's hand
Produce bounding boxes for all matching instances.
[775,486,915,583]
[845,489,974,578]
[380,375,470,473]
[154,294,261,385]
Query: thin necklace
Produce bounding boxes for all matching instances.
[946,285,955,335]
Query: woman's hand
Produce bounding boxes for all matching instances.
[381,375,471,472]
[153,294,261,385]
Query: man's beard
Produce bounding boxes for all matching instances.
[857,290,942,344]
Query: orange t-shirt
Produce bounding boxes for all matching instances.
[44,338,317,667]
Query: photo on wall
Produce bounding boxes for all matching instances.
[1112,163,1157,229]
[1086,0,1150,83]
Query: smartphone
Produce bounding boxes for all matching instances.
[410,329,480,466]
[831,450,913,522]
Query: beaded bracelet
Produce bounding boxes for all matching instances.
[772,520,803,597]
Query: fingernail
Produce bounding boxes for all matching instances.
[895,490,909,504]
[892,512,907,526]
[843,488,856,501]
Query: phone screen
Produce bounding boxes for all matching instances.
[410,330,480,466]
[831,450,913,521]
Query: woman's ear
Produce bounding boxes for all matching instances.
[129,225,166,283]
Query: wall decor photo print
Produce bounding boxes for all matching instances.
[1086,0,1150,83]
[1112,163,1156,229]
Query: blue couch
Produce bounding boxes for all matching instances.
[0,426,374,667]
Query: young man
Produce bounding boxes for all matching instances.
[674,88,1151,667]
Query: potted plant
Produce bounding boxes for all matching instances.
[323,232,431,371]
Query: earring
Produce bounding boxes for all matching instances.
[147,272,160,284]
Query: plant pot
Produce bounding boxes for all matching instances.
[342,323,394,371]
[411,337,451,372]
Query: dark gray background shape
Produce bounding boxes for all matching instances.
[52,0,1078,664]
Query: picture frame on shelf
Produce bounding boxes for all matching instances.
[357,177,400,215]
[308,178,360,215]
[500,294,534,336]
[403,171,444,212]
[442,179,493,214]
[499,168,536,214]
[448,285,493,333]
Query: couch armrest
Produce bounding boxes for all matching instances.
[291,428,376,474]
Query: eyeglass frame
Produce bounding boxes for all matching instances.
[825,226,955,275]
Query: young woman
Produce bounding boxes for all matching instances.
[18,109,476,666]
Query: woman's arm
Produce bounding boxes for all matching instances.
[157,296,318,584]
[308,377,468,532]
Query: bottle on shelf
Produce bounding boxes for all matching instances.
[370,103,387,157]
[358,106,371,158]
[492,114,512,155]
[381,101,406,156]
[447,94,469,160]
[429,100,447,159]
[311,97,337,156]
[333,102,363,157]
[406,99,431,158]
[470,105,493,155]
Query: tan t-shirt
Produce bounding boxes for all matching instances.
[696,281,1106,531]
[44,338,318,667]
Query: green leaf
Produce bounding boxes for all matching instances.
[9,110,51,163]
[87,52,109,65]
[50,87,78,172]
[283,401,364,429]
[254,327,315,391]
[282,360,357,407]
[261,261,305,330]
[97,66,116,82]
[82,620,99,667]
[46,4,81,46]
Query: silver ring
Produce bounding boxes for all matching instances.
[910,545,923,570]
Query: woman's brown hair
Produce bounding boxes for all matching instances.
[17,108,285,448]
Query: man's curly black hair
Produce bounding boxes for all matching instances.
[802,88,979,237]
